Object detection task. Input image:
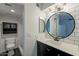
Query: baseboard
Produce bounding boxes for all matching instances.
[18,46,23,56]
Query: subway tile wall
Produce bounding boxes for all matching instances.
[61,4,79,46]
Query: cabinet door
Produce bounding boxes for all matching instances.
[37,41,72,56]
[58,50,72,56]
[44,44,58,56]
[37,41,46,56]
[45,45,72,56]
[37,41,58,56]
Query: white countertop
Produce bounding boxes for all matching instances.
[37,35,79,56]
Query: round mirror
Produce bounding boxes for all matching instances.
[46,12,75,41]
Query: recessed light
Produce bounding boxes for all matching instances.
[10,9,15,13]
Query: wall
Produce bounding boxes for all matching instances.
[62,4,79,45]
[24,3,41,56]
[18,18,24,55]
[0,15,22,53]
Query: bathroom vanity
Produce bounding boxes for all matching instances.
[37,36,79,56]
[37,41,72,56]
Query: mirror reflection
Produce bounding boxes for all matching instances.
[46,12,75,39]
[39,19,45,33]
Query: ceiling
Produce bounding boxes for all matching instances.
[0,3,24,18]
[36,3,54,10]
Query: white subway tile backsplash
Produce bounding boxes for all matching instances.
[75,26,79,29]
[75,32,79,37]
[60,39,64,42]
[63,39,75,44]
[74,40,79,45]
[75,20,79,23]
[75,37,79,40]
[75,17,79,20]
[69,37,76,40]
[75,29,79,32]
[75,12,79,16]
[69,32,75,37]
[75,16,79,20]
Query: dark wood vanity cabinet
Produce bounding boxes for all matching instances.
[37,41,72,56]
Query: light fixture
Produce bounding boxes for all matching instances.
[10,9,15,13]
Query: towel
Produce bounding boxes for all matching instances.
[5,38,16,49]
[6,44,15,49]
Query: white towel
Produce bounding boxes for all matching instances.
[6,44,15,49]
[5,38,16,49]
[6,38,16,44]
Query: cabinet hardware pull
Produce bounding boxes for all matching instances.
[47,48,50,51]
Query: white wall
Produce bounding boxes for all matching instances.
[23,3,41,56]
[0,15,22,53]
